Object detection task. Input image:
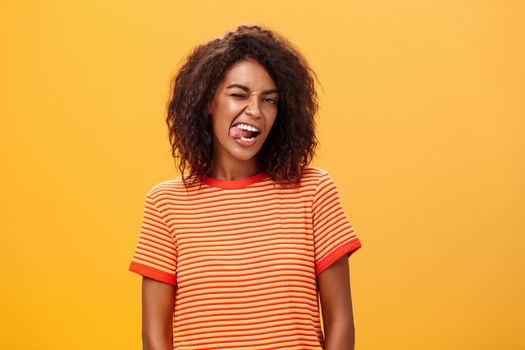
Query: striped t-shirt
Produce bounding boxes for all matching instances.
[129,166,361,350]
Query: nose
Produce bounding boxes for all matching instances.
[245,95,261,118]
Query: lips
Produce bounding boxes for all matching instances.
[231,120,261,132]
[229,126,252,139]
[229,122,261,139]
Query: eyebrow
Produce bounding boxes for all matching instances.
[226,84,279,95]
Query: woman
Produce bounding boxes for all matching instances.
[129,24,362,350]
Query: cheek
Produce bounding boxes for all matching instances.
[211,102,237,132]
[219,98,243,114]
[266,110,279,130]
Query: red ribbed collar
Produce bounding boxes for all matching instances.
[200,171,268,189]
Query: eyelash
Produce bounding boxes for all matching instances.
[231,94,278,105]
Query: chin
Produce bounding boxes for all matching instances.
[230,149,259,161]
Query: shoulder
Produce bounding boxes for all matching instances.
[292,166,336,198]
[301,166,332,184]
[301,166,343,199]
[302,166,329,176]
[145,176,191,202]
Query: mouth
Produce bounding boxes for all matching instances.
[229,122,262,146]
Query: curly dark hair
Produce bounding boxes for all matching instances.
[166,24,320,187]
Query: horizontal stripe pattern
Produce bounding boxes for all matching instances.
[129,166,361,349]
[312,172,362,275]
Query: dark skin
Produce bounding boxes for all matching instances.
[141,254,355,350]
[141,277,175,350]
[317,254,356,350]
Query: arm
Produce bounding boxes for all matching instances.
[317,255,356,350]
[142,276,176,350]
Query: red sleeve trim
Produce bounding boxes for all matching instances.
[315,239,362,276]
[129,261,177,286]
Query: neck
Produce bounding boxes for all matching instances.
[208,163,260,180]
[208,157,260,181]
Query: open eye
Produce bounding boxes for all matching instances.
[264,97,278,104]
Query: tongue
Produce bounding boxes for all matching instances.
[229,126,254,139]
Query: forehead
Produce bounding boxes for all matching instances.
[219,58,276,90]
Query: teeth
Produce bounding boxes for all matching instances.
[240,136,255,141]
[235,123,260,132]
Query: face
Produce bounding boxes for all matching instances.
[207,58,279,169]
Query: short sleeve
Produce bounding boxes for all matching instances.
[128,191,177,286]
[312,172,362,275]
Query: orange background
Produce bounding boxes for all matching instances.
[1,1,523,349]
